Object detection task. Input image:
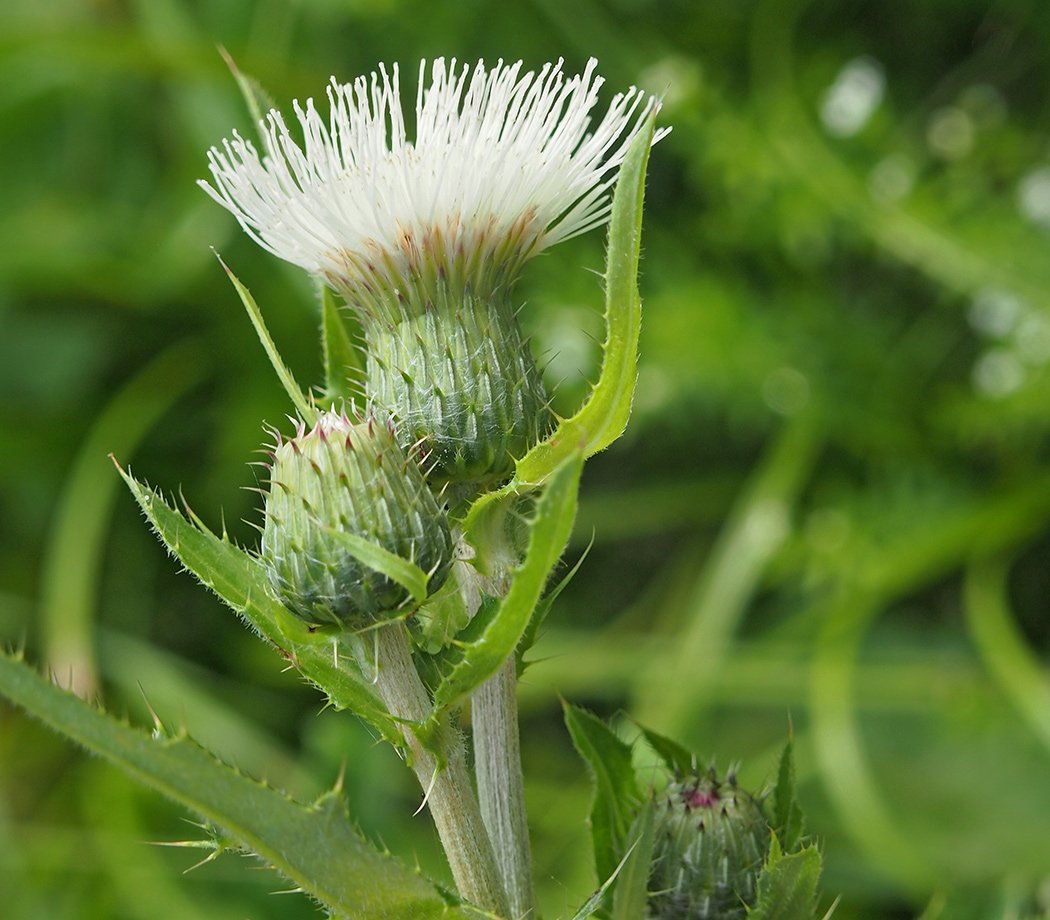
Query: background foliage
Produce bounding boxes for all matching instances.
[3,0,1050,917]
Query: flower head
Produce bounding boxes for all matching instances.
[646,768,771,920]
[201,58,666,310]
[205,59,665,489]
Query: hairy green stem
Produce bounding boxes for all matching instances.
[353,623,510,917]
[473,658,534,919]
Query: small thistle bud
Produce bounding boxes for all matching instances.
[260,410,453,628]
[647,768,772,920]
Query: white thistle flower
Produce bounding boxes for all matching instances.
[201,58,666,305]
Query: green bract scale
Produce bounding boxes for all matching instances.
[363,288,550,486]
[647,769,772,920]
[260,410,453,628]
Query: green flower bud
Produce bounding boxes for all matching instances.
[363,287,551,489]
[260,409,453,628]
[647,768,772,920]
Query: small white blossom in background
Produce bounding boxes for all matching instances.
[1017,165,1050,228]
[820,56,885,138]
[968,287,1024,340]
[201,58,667,301]
[926,106,975,160]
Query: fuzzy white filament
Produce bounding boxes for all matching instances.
[201,58,666,292]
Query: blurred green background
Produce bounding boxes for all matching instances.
[3,0,1050,917]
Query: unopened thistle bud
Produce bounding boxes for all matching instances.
[365,289,550,486]
[647,768,771,920]
[260,410,452,628]
[201,58,667,489]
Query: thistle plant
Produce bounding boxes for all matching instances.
[202,59,657,492]
[564,710,823,920]
[646,769,772,918]
[0,55,829,920]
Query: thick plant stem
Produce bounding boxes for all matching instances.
[355,622,510,917]
[473,658,534,919]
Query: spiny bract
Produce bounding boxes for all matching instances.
[260,409,452,628]
[647,768,772,920]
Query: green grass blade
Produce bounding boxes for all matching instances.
[217,255,314,421]
[0,653,469,920]
[563,703,641,886]
[809,591,928,891]
[429,454,582,718]
[964,557,1050,756]
[515,116,655,485]
[569,834,647,920]
[636,414,818,732]
[116,465,402,746]
[41,341,205,698]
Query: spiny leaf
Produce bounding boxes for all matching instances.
[116,464,402,746]
[637,724,694,777]
[216,255,315,421]
[748,839,822,920]
[427,454,582,721]
[563,704,642,885]
[514,115,656,485]
[320,284,366,400]
[772,737,805,852]
[0,654,473,920]
[517,540,591,676]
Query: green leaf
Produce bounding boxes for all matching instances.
[460,484,518,575]
[218,46,278,138]
[748,839,822,920]
[515,115,655,485]
[569,886,612,920]
[772,737,805,852]
[324,527,430,607]
[568,830,648,920]
[0,653,470,920]
[414,570,474,654]
[563,703,642,885]
[428,454,582,718]
[116,465,402,746]
[610,799,656,920]
[216,255,315,421]
[517,540,591,676]
[637,724,694,777]
[320,284,365,401]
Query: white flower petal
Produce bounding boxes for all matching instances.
[200,58,667,294]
